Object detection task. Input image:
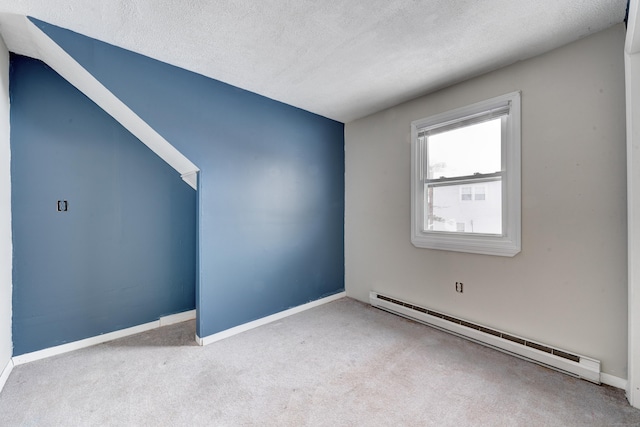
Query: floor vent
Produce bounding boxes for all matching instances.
[370,291,601,384]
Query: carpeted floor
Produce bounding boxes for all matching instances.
[0,298,639,426]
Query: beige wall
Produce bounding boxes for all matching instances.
[0,36,12,376]
[345,24,628,378]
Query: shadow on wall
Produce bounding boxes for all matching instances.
[10,54,197,355]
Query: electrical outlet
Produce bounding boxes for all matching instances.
[455,282,464,293]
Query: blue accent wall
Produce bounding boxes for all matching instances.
[30,19,345,339]
[10,55,196,354]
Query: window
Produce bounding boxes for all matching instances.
[410,92,521,256]
[460,185,487,202]
[461,187,473,201]
[473,186,486,201]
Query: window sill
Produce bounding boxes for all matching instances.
[411,232,521,257]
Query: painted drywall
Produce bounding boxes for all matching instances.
[626,2,640,404]
[10,55,196,355]
[346,25,628,378]
[30,19,345,339]
[0,37,12,372]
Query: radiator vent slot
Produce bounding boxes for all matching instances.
[371,292,599,383]
[375,293,580,363]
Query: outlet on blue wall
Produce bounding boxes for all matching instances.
[10,55,197,355]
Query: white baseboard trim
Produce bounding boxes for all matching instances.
[196,292,346,346]
[160,309,196,326]
[12,309,196,366]
[601,373,627,390]
[0,358,14,393]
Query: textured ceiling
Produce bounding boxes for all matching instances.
[0,0,628,122]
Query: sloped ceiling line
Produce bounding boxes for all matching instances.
[0,0,625,123]
[0,13,198,190]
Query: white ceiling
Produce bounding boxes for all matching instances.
[0,0,628,123]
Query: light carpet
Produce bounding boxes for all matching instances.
[0,298,639,426]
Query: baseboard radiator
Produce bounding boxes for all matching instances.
[369,291,601,384]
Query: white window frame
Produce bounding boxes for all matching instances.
[410,91,521,256]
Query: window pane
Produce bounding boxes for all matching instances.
[425,180,502,235]
[427,118,502,179]
[461,187,472,201]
